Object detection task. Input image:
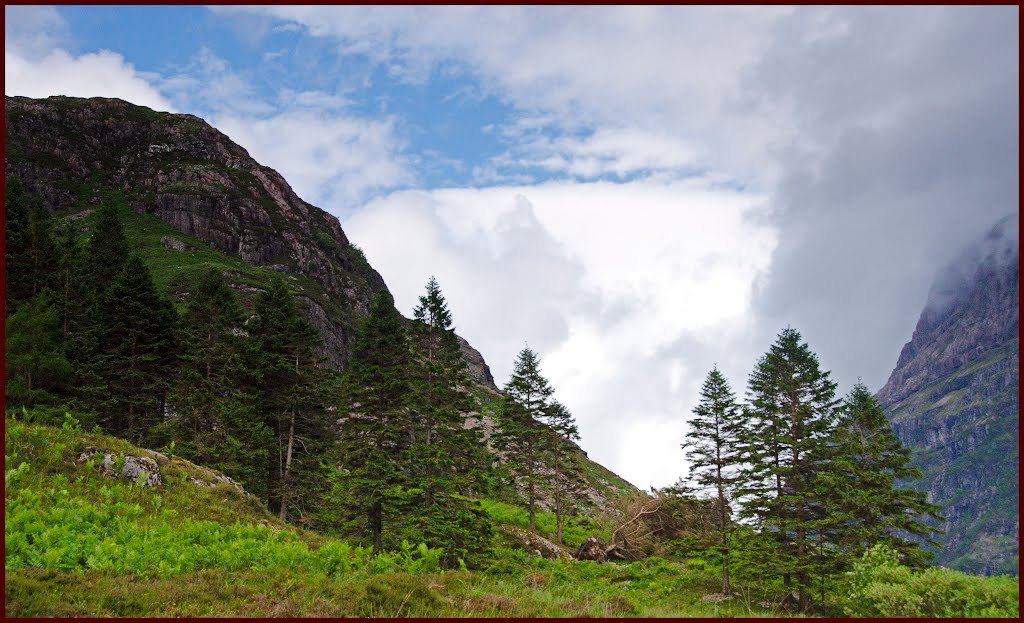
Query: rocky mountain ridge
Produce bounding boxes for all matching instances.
[876,214,1019,575]
[5,95,500,390]
[4,94,633,507]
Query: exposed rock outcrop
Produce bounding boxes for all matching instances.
[77,448,162,487]
[5,95,387,370]
[877,214,1018,576]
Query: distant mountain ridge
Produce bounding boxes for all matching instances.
[877,214,1019,575]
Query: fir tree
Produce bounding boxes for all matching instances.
[737,327,840,611]
[248,275,322,520]
[94,255,178,442]
[158,268,273,498]
[409,276,494,566]
[87,200,130,292]
[825,383,943,567]
[4,294,71,409]
[539,399,585,544]
[331,290,414,553]
[684,366,742,593]
[4,176,59,313]
[4,175,30,313]
[495,345,554,533]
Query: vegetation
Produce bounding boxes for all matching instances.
[5,173,1017,617]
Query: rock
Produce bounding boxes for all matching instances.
[504,526,573,560]
[701,593,732,603]
[160,236,192,252]
[188,463,247,493]
[100,453,161,487]
[574,537,608,562]
[877,215,1018,575]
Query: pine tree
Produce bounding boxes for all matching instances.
[495,345,554,533]
[4,176,59,314]
[684,366,742,593]
[539,399,585,544]
[408,276,494,566]
[247,275,322,520]
[87,200,130,292]
[331,290,414,553]
[156,268,273,498]
[737,327,840,611]
[825,383,943,567]
[94,255,178,442]
[4,175,30,313]
[4,294,71,409]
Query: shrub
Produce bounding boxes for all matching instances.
[841,544,1019,618]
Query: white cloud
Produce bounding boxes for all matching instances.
[218,6,789,186]
[5,23,174,112]
[214,109,413,211]
[345,179,776,489]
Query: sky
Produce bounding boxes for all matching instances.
[5,5,1019,491]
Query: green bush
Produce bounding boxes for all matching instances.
[841,544,1019,618]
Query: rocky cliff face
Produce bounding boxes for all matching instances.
[5,95,635,510]
[6,95,502,389]
[6,95,386,369]
[876,214,1019,576]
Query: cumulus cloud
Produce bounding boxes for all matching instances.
[5,6,174,112]
[230,5,1018,390]
[344,180,775,489]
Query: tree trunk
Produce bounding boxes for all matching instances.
[278,408,296,521]
[372,499,383,554]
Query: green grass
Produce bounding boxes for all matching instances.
[480,499,601,550]
[5,418,787,617]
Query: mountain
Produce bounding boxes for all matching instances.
[4,94,633,506]
[876,214,1019,576]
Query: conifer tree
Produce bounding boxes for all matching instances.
[4,294,71,409]
[737,327,840,611]
[540,400,585,544]
[94,255,178,441]
[248,275,321,520]
[87,200,130,292]
[4,176,59,313]
[331,290,414,553]
[158,268,272,497]
[825,383,943,567]
[409,276,493,566]
[684,366,742,593]
[4,175,30,313]
[495,346,554,533]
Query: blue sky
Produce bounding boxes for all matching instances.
[6,6,1018,489]
[58,5,522,193]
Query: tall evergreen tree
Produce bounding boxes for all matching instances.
[495,346,554,533]
[824,383,943,567]
[684,366,742,593]
[409,276,494,566]
[539,399,585,544]
[4,175,30,313]
[248,275,321,520]
[4,294,71,409]
[331,290,414,553]
[737,327,840,611]
[4,176,59,314]
[87,200,130,292]
[157,268,273,498]
[94,255,178,441]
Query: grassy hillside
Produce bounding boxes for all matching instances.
[6,417,785,617]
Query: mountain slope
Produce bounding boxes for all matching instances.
[876,214,1019,575]
[4,94,634,507]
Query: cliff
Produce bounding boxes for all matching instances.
[876,214,1019,575]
